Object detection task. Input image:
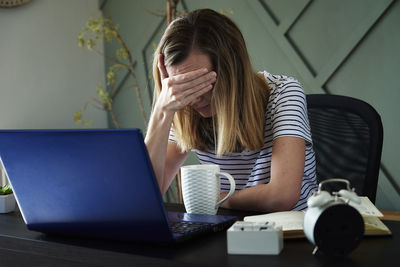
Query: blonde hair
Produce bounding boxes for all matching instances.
[152,9,269,156]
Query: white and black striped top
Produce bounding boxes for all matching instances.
[169,71,318,210]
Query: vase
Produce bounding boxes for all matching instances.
[0,193,16,213]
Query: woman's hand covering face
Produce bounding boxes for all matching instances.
[157,52,216,116]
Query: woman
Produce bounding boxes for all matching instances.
[145,8,318,212]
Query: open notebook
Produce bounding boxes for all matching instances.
[244,197,391,239]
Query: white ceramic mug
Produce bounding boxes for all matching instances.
[180,164,236,215]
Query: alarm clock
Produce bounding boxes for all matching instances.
[303,178,364,256]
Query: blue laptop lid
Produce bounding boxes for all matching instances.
[0,129,175,242]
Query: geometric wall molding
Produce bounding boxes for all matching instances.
[250,0,400,201]
[250,0,395,93]
[101,0,400,208]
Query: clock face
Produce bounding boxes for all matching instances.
[0,0,31,8]
[314,204,364,256]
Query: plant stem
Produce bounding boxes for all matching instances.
[167,0,180,24]
[111,23,148,127]
[110,110,120,128]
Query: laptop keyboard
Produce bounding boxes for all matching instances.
[170,221,212,234]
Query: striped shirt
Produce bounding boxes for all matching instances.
[170,71,318,210]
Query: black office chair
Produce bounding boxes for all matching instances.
[306,94,383,203]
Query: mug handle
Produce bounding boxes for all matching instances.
[215,172,236,209]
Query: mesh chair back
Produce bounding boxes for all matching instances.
[306,94,383,203]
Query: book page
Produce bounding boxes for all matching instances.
[348,196,383,217]
[244,211,304,231]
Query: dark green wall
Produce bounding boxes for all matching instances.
[101,0,400,210]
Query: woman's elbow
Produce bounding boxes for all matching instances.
[280,196,300,211]
[275,188,301,211]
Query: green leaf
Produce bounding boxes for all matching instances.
[106,69,115,85]
[73,109,93,126]
[103,26,116,42]
[116,48,128,60]
[86,39,95,50]
[77,36,85,48]
[0,184,12,195]
[96,84,113,111]
[73,110,83,124]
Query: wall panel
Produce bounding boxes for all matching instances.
[102,0,400,210]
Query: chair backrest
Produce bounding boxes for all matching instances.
[306,94,383,203]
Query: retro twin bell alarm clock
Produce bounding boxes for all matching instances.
[303,178,364,256]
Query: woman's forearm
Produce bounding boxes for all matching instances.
[220,137,305,212]
[220,182,300,212]
[145,104,174,190]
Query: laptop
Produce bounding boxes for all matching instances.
[0,129,236,242]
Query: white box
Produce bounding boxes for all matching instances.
[227,221,283,255]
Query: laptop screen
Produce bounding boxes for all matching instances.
[0,129,175,241]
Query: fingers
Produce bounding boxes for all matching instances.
[171,71,216,105]
[161,79,214,112]
[157,53,215,86]
[181,76,215,98]
[170,68,211,84]
[186,83,213,103]
[157,53,168,80]
[189,97,202,106]
[170,71,216,94]
[188,85,213,106]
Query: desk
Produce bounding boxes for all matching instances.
[0,204,399,267]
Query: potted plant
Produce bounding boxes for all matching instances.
[0,184,16,213]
